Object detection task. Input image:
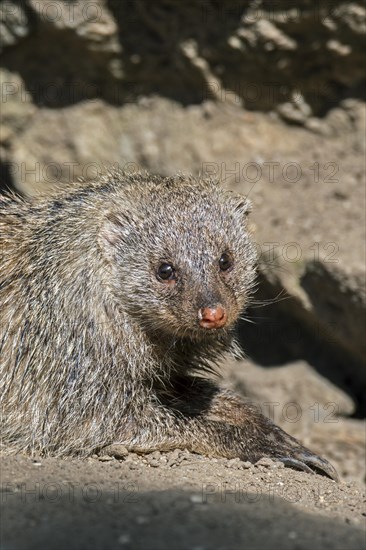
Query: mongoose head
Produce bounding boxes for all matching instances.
[99,175,257,341]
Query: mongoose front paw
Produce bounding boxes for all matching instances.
[256,420,339,480]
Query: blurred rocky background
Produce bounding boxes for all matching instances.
[0,0,365,482]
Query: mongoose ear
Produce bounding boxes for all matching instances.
[99,213,135,260]
[231,194,252,215]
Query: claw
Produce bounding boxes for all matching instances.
[300,453,339,481]
[278,457,315,475]
[263,423,339,481]
[278,453,339,481]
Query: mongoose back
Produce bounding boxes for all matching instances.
[0,172,337,479]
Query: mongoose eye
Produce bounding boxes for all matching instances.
[219,252,233,272]
[157,263,176,281]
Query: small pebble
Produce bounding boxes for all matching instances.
[98,455,114,462]
[136,516,149,525]
[104,445,129,459]
[118,534,131,545]
[255,457,275,468]
[190,494,203,504]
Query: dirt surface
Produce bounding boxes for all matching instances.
[1,453,365,550]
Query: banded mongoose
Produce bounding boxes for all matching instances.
[0,172,337,479]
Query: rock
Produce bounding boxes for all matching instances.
[300,261,366,364]
[103,445,129,459]
[1,0,365,113]
[225,359,356,421]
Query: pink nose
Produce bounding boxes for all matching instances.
[198,306,227,329]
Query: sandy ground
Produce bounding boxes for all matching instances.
[1,452,365,550]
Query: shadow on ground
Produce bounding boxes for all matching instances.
[2,486,364,550]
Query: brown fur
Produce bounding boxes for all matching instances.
[0,172,337,479]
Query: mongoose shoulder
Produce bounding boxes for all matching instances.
[0,172,337,479]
